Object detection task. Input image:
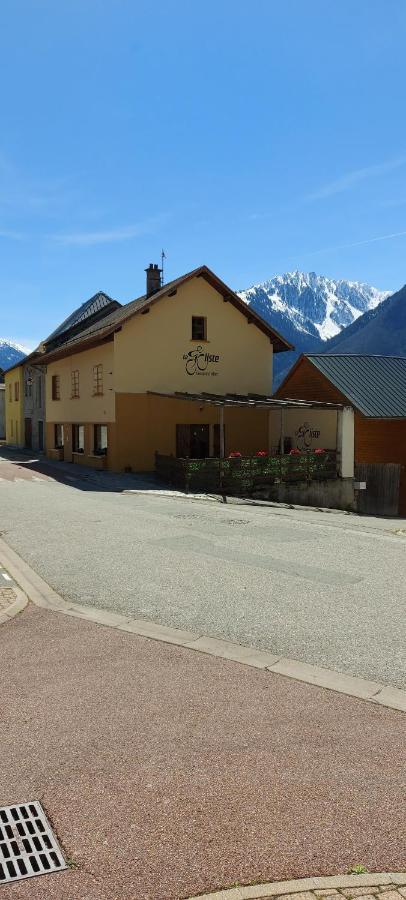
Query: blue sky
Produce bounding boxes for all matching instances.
[1,0,406,348]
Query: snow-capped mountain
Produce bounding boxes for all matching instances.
[238,271,391,385]
[0,339,27,372]
[239,271,390,342]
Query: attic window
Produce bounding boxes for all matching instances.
[192,316,207,341]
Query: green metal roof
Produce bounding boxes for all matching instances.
[307,354,406,417]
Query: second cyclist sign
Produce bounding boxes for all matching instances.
[182,345,220,377]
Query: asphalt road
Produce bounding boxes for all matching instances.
[0,451,405,688]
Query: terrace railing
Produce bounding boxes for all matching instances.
[155,451,338,496]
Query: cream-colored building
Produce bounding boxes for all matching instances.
[41,265,293,471]
[5,363,24,447]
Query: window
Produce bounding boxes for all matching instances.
[52,374,61,400]
[93,364,103,396]
[192,316,207,341]
[54,424,64,448]
[8,383,12,402]
[10,419,13,437]
[72,424,85,453]
[71,369,79,398]
[37,376,42,408]
[94,424,108,455]
[14,381,19,401]
[25,373,32,398]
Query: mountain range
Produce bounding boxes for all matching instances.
[0,339,26,373]
[325,282,406,356]
[238,271,400,385]
[1,271,404,384]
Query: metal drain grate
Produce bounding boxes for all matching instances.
[0,801,67,884]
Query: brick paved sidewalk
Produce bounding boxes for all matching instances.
[0,604,404,900]
[189,875,406,900]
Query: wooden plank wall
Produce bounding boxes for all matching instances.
[275,358,349,404]
[355,462,401,516]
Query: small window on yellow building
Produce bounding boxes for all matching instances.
[14,381,19,401]
[71,370,79,398]
[10,419,13,437]
[192,316,207,341]
[8,383,12,402]
[72,424,85,453]
[93,364,103,396]
[52,375,61,400]
[94,424,108,455]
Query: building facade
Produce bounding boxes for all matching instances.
[5,363,25,447]
[23,361,46,451]
[40,265,293,471]
[276,354,406,515]
[5,357,46,451]
[0,383,5,439]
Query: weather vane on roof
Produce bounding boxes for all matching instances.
[161,249,166,285]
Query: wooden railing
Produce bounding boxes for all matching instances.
[155,452,338,496]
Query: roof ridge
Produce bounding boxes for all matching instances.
[307,353,406,360]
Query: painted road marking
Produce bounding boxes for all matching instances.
[2,573,12,581]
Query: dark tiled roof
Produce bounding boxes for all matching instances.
[307,354,406,417]
[39,266,293,363]
[44,291,121,345]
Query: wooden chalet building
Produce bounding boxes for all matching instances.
[276,354,406,516]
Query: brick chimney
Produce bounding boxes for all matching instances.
[145,263,162,298]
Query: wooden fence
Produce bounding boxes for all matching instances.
[355,463,401,516]
[155,451,338,496]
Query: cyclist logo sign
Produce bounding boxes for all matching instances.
[295,422,321,450]
[183,346,220,376]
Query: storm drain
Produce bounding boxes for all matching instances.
[0,801,67,884]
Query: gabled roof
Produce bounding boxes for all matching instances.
[44,291,121,350]
[282,354,406,418]
[39,266,293,364]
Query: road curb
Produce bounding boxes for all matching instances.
[0,568,28,625]
[0,537,405,713]
[186,873,406,900]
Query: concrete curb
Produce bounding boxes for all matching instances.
[0,537,405,713]
[0,573,28,626]
[186,873,406,900]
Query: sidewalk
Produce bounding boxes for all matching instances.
[0,602,404,900]
[190,875,406,900]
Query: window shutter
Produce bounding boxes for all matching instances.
[176,424,191,458]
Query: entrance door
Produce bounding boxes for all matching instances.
[38,420,44,451]
[190,424,209,458]
[24,417,32,449]
[176,424,209,458]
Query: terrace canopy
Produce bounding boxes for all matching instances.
[147,390,343,459]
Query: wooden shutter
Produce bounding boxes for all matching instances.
[176,424,191,458]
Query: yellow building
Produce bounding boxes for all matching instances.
[40,265,292,471]
[5,363,25,447]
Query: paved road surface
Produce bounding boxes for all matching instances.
[0,450,405,688]
[1,605,404,900]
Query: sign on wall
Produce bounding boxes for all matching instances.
[295,422,321,450]
[182,346,220,377]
